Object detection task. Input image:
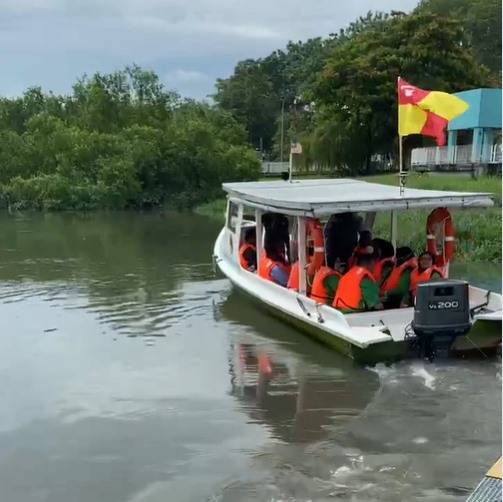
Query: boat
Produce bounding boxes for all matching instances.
[466,456,501,501]
[212,178,502,365]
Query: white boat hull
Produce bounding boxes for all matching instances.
[213,227,502,364]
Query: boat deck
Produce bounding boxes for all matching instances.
[476,310,503,321]
[346,302,501,343]
[466,457,501,501]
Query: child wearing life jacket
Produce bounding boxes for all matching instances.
[258,233,291,287]
[333,252,383,313]
[371,238,395,286]
[347,230,374,270]
[380,247,417,309]
[410,251,444,299]
[239,227,257,271]
[310,258,342,305]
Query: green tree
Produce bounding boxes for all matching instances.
[418,0,502,78]
[214,60,279,150]
[308,10,489,173]
[0,67,260,211]
[212,11,398,161]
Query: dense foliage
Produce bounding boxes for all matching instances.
[0,66,261,210]
[214,0,501,174]
[417,0,502,78]
[1,0,500,211]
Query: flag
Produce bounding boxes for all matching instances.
[398,77,469,146]
[290,142,303,154]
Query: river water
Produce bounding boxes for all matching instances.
[0,212,500,502]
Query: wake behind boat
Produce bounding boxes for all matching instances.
[212,178,502,365]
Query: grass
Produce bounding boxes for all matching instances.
[363,175,501,262]
[363,173,502,204]
[195,198,227,218]
[195,172,502,262]
[373,208,501,262]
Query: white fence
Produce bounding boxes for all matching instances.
[260,161,325,175]
[491,143,502,163]
[261,161,290,174]
[411,144,502,167]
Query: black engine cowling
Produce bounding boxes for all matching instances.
[411,279,471,360]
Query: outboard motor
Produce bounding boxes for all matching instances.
[411,280,471,361]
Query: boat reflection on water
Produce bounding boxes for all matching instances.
[221,292,381,444]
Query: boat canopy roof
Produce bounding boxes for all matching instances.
[223,178,494,217]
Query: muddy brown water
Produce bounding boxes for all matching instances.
[0,212,500,502]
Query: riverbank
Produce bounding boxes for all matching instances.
[195,173,502,262]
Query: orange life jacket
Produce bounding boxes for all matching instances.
[239,243,256,269]
[257,251,269,278]
[348,245,373,269]
[258,249,288,274]
[410,266,444,297]
[333,266,374,311]
[373,257,395,284]
[260,247,286,261]
[310,266,341,304]
[380,257,417,294]
[258,256,291,284]
[287,261,313,294]
[287,261,300,291]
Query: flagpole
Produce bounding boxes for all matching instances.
[397,75,405,196]
[288,149,293,183]
[288,142,302,182]
[398,134,405,196]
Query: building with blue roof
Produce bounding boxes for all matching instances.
[411,88,502,173]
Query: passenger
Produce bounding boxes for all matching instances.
[324,212,361,271]
[372,238,394,260]
[372,238,395,285]
[261,212,290,264]
[287,261,313,294]
[410,251,444,299]
[380,247,417,309]
[310,259,342,305]
[258,235,291,287]
[239,228,257,271]
[275,214,291,260]
[286,242,314,296]
[355,230,374,254]
[372,239,395,286]
[348,230,374,269]
[287,261,301,291]
[333,253,383,313]
[263,213,290,262]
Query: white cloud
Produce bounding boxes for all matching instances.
[165,69,210,83]
[163,69,214,97]
[0,0,420,98]
[130,16,282,40]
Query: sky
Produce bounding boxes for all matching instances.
[0,0,419,100]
